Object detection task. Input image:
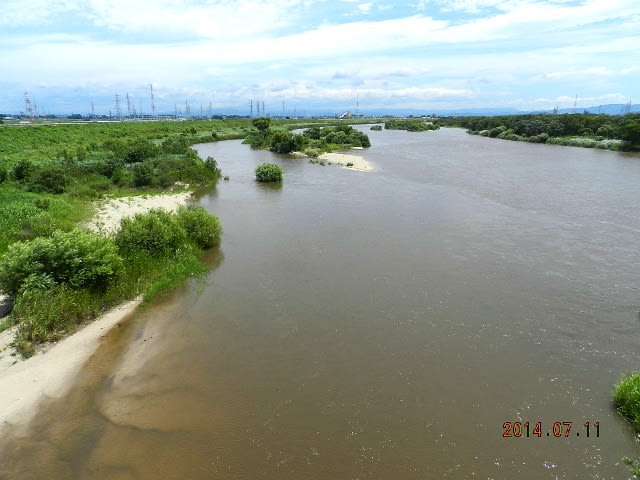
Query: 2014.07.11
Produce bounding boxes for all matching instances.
[502,421,600,438]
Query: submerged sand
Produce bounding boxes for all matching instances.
[0,298,141,433]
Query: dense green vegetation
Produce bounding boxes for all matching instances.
[244,117,371,156]
[255,163,283,182]
[438,113,640,151]
[384,119,439,132]
[614,373,640,431]
[0,120,235,256]
[0,207,221,355]
[613,373,640,476]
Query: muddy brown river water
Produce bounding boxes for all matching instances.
[1,127,639,479]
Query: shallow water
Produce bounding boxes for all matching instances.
[1,127,640,479]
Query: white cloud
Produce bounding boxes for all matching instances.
[0,0,79,26]
[542,67,613,79]
[83,0,307,38]
[358,2,373,14]
[1,0,638,112]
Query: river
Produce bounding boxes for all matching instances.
[1,127,639,479]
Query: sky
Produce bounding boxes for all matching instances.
[0,0,638,116]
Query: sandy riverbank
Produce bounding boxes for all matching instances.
[85,191,193,234]
[0,298,141,434]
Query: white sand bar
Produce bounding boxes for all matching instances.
[85,191,193,234]
[318,152,374,172]
[0,298,141,434]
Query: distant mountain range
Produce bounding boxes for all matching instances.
[361,104,639,117]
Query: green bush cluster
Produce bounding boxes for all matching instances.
[116,209,187,254]
[116,206,222,254]
[370,125,383,131]
[0,229,122,296]
[255,163,283,182]
[613,372,640,431]
[244,122,371,155]
[176,205,223,249]
[5,144,221,197]
[384,119,438,132]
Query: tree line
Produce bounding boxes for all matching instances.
[438,113,640,151]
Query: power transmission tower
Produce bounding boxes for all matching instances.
[126,93,132,117]
[24,91,34,122]
[149,84,156,119]
[249,99,253,117]
[115,94,121,119]
[91,101,95,118]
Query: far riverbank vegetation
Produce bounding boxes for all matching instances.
[384,119,439,132]
[438,113,640,151]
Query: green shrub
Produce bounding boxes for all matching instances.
[255,163,283,182]
[269,130,297,153]
[115,209,188,254]
[132,162,156,187]
[613,372,640,431]
[622,457,640,477]
[527,133,549,144]
[124,140,159,164]
[0,229,122,296]
[0,168,7,183]
[161,136,190,154]
[34,198,50,210]
[111,166,134,186]
[27,166,70,193]
[13,213,57,241]
[12,159,34,181]
[177,206,222,249]
[94,157,124,178]
[370,125,382,131]
[305,148,321,158]
[204,156,222,177]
